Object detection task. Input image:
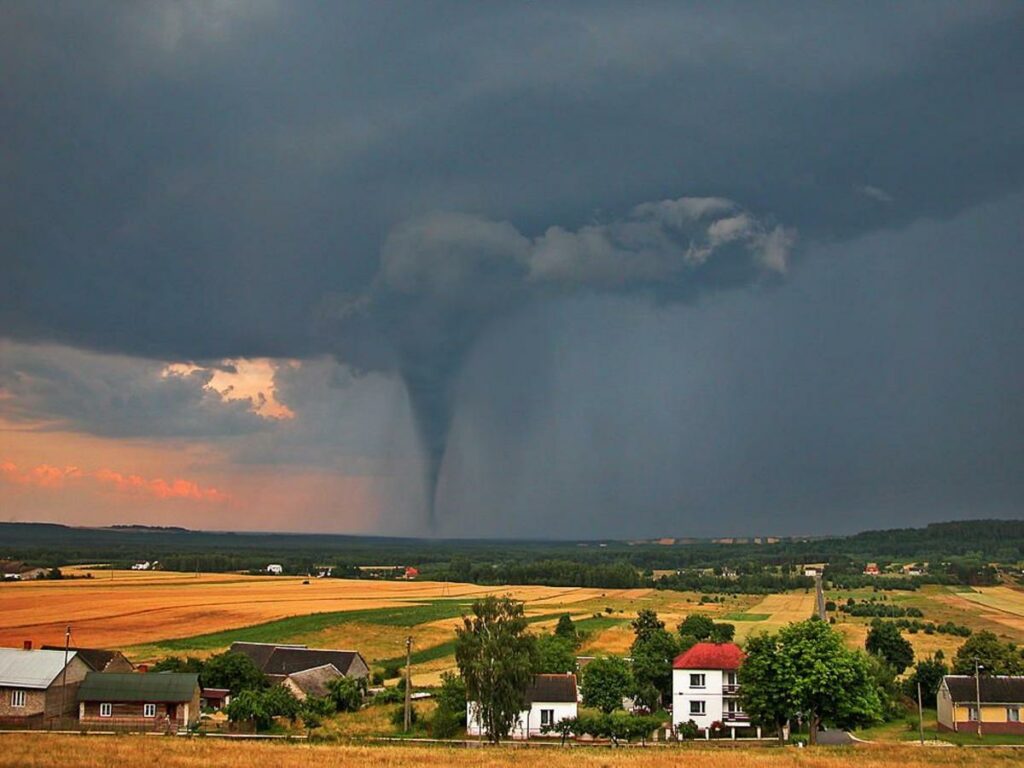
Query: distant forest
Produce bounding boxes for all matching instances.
[1,519,1019,591]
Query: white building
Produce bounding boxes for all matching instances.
[672,642,754,738]
[266,564,284,575]
[467,673,578,739]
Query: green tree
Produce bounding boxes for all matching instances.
[865,621,914,674]
[710,623,736,643]
[777,619,881,744]
[431,671,467,738]
[226,689,271,730]
[904,655,948,708]
[554,614,578,643]
[580,656,633,713]
[536,634,577,674]
[952,630,1024,675]
[630,626,678,708]
[677,613,715,641]
[631,609,665,642]
[200,651,267,695]
[455,595,537,743]
[152,655,204,674]
[738,632,793,744]
[326,675,363,712]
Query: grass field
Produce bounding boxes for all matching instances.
[2,735,1023,768]
[731,592,818,641]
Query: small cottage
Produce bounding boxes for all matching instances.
[0,645,91,726]
[78,672,200,731]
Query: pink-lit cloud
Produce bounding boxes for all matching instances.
[1,460,230,503]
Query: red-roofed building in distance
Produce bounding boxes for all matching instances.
[672,642,756,739]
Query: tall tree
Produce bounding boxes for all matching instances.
[952,630,1024,675]
[738,632,794,744]
[536,633,577,674]
[865,621,914,674]
[455,595,537,743]
[631,609,666,642]
[777,619,881,744]
[630,621,679,709]
[554,614,579,643]
[904,655,949,709]
[580,656,633,713]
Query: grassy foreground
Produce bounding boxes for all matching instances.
[1,735,1023,768]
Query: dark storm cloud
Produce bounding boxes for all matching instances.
[1,2,1023,533]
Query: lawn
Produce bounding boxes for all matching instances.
[723,613,771,621]
[1,734,1022,768]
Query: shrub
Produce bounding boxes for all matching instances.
[391,704,417,728]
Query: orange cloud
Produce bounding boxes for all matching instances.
[1,460,229,503]
[1,461,82,488]
[93,469,230,503]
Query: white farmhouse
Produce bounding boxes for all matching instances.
[672,642,756,738]
[467,673,578,739]
[266,564,284,575]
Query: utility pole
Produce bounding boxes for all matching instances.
[917,681,925,745]
[60,625,71,727]
[975,659,983,738]
[403,635,412,732]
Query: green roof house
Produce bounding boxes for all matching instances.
[77,672,200,731]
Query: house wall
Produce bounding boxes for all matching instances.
[673,668,723,730]
[936,685,954,730]
[0,688,46,720]
[466,701,577,739]
[347,655,370,679]
[79,688,200,731]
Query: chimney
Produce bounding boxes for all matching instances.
[23,640,32,651]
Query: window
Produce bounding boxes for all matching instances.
[10,690,26,708]
[540,709,554,727]
[143,703,157,718]
[1009,708,1020,722]
[968,706,979,721]
[99,703,112,718]
[690,700,706,716]
[726,672,738,686]
[689,673,706,689]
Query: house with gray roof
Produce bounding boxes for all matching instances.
[0,645,91,725]
[230,642,368,682]
[938,675,1024,734]
[78,672,201,731]
[281,663,343,700]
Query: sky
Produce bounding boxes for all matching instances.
[1,2,1023,537]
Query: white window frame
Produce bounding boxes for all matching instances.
[968,706,979,721]
[99,703,113,718]
[1008,707,1020,722]
[143,703,157,717]
[689,673,706,689]
[690,699,706,715]
[10,689,26,708]
[540,708,554,727]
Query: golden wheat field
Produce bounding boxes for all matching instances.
[0,568,630,650]
[0,734,1021,768]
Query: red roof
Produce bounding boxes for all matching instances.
[672,642,745,670]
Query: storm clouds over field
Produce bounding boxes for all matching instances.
[2,3,1023,536]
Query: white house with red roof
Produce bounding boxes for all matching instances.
[672,642,753,737]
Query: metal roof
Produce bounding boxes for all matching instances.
[78,672,199,703]
[0,648,78,689]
